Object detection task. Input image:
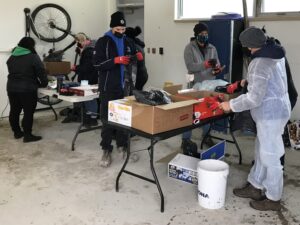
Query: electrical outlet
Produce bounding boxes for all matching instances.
[159,47,163,55]
[152,48,156,54]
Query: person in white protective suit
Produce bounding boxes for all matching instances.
[219,27,291,211]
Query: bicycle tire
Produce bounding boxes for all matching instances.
[31,3,72,42]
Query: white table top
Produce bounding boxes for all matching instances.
[38,88,99,103]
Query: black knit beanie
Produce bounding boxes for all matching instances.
[18,37,36,53]
[110,11,126,28]
[193,22,208,36]
[125,26,142,39]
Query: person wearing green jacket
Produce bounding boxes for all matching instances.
[6,37,48,143]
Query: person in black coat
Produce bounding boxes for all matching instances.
[6,37,48,142]
[125,26,148,90]
[72,33,99,126]
[93,11,143,167]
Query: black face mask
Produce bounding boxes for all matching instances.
[114,32,124,38]
[196,34,209,45]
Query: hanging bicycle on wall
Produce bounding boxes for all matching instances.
[24,3,72,42]
[24,3,76,106]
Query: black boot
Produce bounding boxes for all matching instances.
[14,131,24,139]
[23,134,42,143]
[181,139,199,158]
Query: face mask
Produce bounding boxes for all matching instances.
[114,32,124,38]
[196,35,208,45]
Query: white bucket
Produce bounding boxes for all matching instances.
[197,159,229,209]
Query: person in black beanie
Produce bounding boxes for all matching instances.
[181,22,224,151]
[93,11,143,167]
[125,26,148,90]
[6,37,48,142]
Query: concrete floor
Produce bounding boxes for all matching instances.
[0,110,300,225]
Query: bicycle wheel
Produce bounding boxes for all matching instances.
[31,3,72,42]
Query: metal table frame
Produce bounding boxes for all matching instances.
[38,88,101,150]
[108,113,242,213]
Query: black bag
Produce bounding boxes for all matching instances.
[231,110,256,134]
[133,89,171,106]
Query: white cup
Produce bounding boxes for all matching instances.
[81,80,88,86]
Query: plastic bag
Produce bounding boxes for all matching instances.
[133,89,171,106]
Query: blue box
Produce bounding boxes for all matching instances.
[200,140,226,160]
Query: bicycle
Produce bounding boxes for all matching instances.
[24,3,79,106]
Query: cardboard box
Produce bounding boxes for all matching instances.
[108,96,197,134]
[168,153,200,185]
[164,84,239,120]
[44,61,71,75]
[108,99,133,127]
[70,84,98,96]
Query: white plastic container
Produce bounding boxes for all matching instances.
[197,159,229,209]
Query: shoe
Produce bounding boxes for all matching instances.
[203,137,215,148]
[100,150,112,168]
[250,198,282,211]
[14,131,24,139]
[23,134,42,143]
[117,147,139,162]
[89,118,98,126]
[233,183,265,201]
[181,139,199,158]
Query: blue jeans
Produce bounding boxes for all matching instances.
[84,99,98,118]
[182,124,210,139]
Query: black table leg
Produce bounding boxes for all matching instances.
[46,96,58,121]
[116,132,131,192]
[200,124,212,149]
[149,139,165,212]
[71,103,84,151]
[230,129,242,164]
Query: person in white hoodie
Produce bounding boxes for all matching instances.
[220,27,291,211]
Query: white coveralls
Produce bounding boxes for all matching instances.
[229,57,291,201]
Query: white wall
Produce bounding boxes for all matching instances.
[144,0,300,120]
[0,0,109,117]
[1,0,299,120]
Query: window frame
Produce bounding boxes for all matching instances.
[174,0,300,21]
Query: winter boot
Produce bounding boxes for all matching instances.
[14,131,24,139]
[233,182,265,201]
[23,134,42,143]
[250,198,282,211]
[117,147,139,162]
[100,150,112,168]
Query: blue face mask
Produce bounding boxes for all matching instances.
[196,35,208,45]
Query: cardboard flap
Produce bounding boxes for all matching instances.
[156,99,198,110]
[163,84,183,95]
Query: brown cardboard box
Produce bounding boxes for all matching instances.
[108,96,198,134]
[44,61,71,75]
[163,84,239,101]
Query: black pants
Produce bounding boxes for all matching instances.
[8,92,37,135]
[99,91,127,151]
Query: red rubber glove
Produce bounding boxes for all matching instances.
[71,64,76,72]
[209,101,220,111]
[204,59,217,69]
[114,56,130,65]
[136,52,143,61]
[226,81,241,94]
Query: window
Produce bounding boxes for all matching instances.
[175,0,300,20]
[257,0,300,17]
[175,0,254,20]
